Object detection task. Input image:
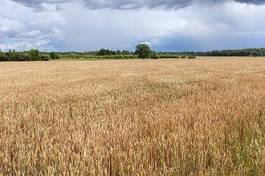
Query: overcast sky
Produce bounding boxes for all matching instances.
[1,0,265,51]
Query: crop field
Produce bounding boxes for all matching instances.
[1,57,265,175]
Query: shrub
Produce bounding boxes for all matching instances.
[188,55,196,59]
[151,52,159,59]
[158,54,180,59]
[41,55,50,61]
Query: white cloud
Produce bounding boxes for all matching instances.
[0,17,25,37]
[0,0,64,51]
[0,42,34,51]
[54,2,189,51]
[1,0,265,51]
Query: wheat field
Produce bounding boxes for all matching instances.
[1,57,265,175]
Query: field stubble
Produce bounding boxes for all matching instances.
[1,58,265,175]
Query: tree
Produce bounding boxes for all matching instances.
[28,49,40,61]
[135,44,152,59]
[122,50,131,55]
[97,48,116,56]
[50,52,60,60]
[0,49,49,62]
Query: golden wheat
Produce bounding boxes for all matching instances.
[1,57,265,175]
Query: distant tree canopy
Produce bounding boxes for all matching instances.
[0,49,59,62]
[1,47,265,62]
[50,52,60,60]
[97,49,132,56]
[28,49,41,61]
[97,49,116,56]
[163,48,265,57]
[135,44,152,59]
[196,48,265,57]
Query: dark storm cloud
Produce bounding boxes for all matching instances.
[10,0,265,9]
[11,0,192,9]
[235,0,265,4]
[12,0,68,6]
[81,0,193,9]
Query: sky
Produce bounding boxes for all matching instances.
[0,0,265,52]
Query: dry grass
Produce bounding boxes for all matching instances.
[1,57,265,175]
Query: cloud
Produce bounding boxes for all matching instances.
[56,2,189,51]
[11,0,69,8]
[2,0,265,52]
[0,0,64,51]
[11,0,265,10]
[0,17,25,38]
[0,42,35,51]
[235,0,265,4]
[81,0,193,9]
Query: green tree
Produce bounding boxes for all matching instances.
[97,49,116,56]
[28,49,40,61]
[135,44,152,59]
[50,52,60,60]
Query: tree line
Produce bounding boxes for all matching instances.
[163,48,265,57]
[97,49,132,56]
[197,48,265,57]
[95,46,265,58]
[0,49,59,61]
[58,44,158,59]
[96,44,159,59]
[1,45,265,62]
